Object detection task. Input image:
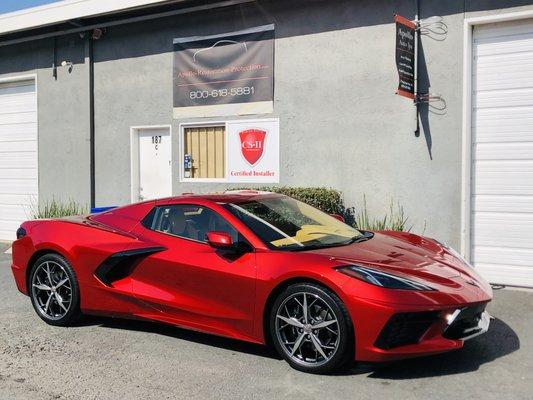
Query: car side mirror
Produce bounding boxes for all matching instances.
[206,231,233,249]
[330,214,345,223]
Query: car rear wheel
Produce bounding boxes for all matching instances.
[29,253,81,326]
[269,283,354,373]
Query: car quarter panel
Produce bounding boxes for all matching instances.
[11,218,155,316]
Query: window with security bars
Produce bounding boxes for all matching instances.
[183,126,225,179]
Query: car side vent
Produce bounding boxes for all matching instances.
[94,247,166,286]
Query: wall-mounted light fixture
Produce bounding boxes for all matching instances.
[60,60,74,73]
[52,59,74,78]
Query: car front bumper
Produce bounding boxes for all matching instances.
[351,301,491,362]
[340,279,493,362]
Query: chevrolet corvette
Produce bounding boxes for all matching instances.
[10,191,492,373]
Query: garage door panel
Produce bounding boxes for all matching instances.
[0,140,38,153]
[0,193,35,206]
[474,178,533,195]
[475,18,533,40]
[0,123,37,142]
[472,212,533,249]
[475,40,533,57]
[473,194,533,213]
[474,142,533,160]
[0,168,38,180]
[474,87,533,108]
[472,246,533,268]
[0,112,37,125]
[0,220,27,236]
[474,107,533,143]
[0,229,17,241]
[473,127,533,143]
[473,161,533,195]
[0,203,34,221]
[474,104,533,119]
[475,52,533,71]
[474,106,533,126]
[474,263,533,287]
[0,179,38,195]
[0,152,38,169]
[0,82,34,96]
[0,93,37,114]
[472,21,533,287]
[475,70,533,91]
[475,78,533,92]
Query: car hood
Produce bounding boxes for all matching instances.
[307,231,479,286]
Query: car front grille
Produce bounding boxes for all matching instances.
[374,311,440,350]
[442,304,487,340]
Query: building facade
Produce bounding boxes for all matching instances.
[1,0,533,287]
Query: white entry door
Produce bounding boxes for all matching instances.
[137,128,172,202]
[471,19,533,287]
[0,80,38,241]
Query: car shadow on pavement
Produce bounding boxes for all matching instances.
[77,315,282,360]
[346,318,520,379]
[75,316,518,375]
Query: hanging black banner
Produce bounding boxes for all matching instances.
[395,15,416,99]
[173,25,274,118]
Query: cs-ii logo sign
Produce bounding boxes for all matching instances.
[239,129,267,166]
[227,119,279,183]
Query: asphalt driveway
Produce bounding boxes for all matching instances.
[0,250,531,400]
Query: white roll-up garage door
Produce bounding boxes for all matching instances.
[0,80,38,241]
[472,19,533,287]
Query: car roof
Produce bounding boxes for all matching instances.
[90,191,285,225]
[155,190,285,204]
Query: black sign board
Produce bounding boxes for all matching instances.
[173,25,274,118]
[395,15,416,99]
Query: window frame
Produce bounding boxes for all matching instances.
[179,121,228,183]
[141,203,250,248]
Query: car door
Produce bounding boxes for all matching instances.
[129,203,257,340]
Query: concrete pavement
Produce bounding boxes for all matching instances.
[0,253,531,400]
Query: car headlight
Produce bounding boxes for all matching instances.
[434,239,473,268]
[337,265,435,291]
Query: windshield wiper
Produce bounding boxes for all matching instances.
[278,231,374,252]
[343,231,374,245]
[287,242,343,251]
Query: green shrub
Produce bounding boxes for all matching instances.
[354,196,411,232]
[31,198,87,219]
[231,186,356,226]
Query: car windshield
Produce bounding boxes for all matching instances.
[224,196,363,250]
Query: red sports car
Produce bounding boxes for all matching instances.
[10,191,492,373]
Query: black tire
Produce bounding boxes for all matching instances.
[269,283,354,374]
[29,253,81,326]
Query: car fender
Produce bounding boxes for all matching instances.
[252,257,351,343]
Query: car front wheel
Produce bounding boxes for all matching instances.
[269,283,354,373]
[29,253,81,326]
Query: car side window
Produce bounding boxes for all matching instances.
[149,204,239,243]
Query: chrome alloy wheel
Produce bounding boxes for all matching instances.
[31,261,72,320]
[275,292,340,367]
